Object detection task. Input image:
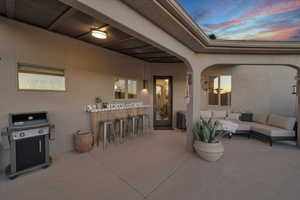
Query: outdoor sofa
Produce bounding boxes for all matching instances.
[200,110,297,146]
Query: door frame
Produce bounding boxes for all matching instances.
[153,76,173,129]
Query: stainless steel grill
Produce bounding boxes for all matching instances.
[1,112,54,179]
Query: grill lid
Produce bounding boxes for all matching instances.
[10,112,48,127]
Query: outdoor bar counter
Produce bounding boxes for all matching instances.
[89,105,152,146]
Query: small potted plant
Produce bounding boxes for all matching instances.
[95,97,102,109]
[193,118,228,162]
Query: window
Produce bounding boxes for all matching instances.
[208,75,231,106]
[128,80,137,99]
[17,64,66,91]
[114,79,126,99]
[114,78,138,99]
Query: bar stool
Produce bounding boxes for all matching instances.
[143,107,151,135]
[99,110,116,150]
[113,109,127,143]
[137,107,145,136]
[127,108,139,137]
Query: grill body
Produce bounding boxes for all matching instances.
[4,112,52,179]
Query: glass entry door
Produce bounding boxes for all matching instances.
[153,76,173,129]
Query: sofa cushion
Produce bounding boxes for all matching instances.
[239,113,253,122]
[212,110,227,119]
[267,114,296,130]
[252,123,295,137]
[253,113,269,124]
[229,120,253,131]
[200,110,211,119]
[226,113,241,120]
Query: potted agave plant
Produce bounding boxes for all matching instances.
[193,118,228,162]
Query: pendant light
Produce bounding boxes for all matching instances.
[141,63,149,94]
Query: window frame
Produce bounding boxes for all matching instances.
[113,78,127,100]
[17,63,67,92]
[113,78,139,100]
[208,75,232,106]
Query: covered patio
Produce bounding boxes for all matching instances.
[1,0,300,199]
[1,130,300,200]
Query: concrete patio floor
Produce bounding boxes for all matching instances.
[1,130,300,200]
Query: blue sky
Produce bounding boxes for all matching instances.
[176,0,300,41]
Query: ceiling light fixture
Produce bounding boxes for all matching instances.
[91,30,107,39]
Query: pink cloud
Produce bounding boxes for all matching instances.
[205,0,300,31]
[244,0,300,18]
[205,18,247,30]
[244,26,300,40]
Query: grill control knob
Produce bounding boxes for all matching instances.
[38,129,44,134]
[20,132,25,137]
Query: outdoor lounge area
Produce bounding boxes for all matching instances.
[0,0,300,200]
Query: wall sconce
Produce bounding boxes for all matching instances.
[184,73,192,104]
[292,85,297,95]
[141,80,149,94]
[143,80,148,90]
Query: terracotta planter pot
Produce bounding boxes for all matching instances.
[74,131,93,153]
[193,140,224,162]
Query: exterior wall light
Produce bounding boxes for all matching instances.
[141,80,149,94]
[91,30,107,39]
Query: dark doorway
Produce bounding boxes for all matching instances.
[153,76,173,129]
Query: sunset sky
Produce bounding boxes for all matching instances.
[176,0,300,41]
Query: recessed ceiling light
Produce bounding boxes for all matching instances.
[91,30,107,39]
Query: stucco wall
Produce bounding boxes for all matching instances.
[148,63,187,128]
[0,17,188,171]
[201,65,297,117]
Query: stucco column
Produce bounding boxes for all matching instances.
[186,67,202,151]
[297,70,300,146]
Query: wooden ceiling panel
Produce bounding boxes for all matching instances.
[2,0,182,63]
[51,9,106,37]
[118,46,162,54]
[107,38,149,50]
[0,1,6,15]
[146,57,182,63]
[15,0,70,28]
[132,52,172,58]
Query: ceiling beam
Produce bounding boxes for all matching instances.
[102,37,135,48]
[130,51,165,55]
[48,7,77,30]
[6,0,15,18]
[77,24,109,39]
[117,45,153,51]
[145,56,177,59]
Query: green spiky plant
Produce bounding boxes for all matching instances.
[193,117,228,143]
[95,97,102,104]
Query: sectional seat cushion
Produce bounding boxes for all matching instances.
[200,110,212,119]
[253,113,269,124]
[229,120,253,131]
[212,110,227,119]
[226,113,241,120]
[252,123,295,137]
[267,114,296,130]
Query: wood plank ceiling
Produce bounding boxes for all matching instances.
[0,0,182,63]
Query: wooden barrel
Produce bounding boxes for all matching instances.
[74,131,93,153]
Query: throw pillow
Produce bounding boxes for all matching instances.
[239,113,253,122]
